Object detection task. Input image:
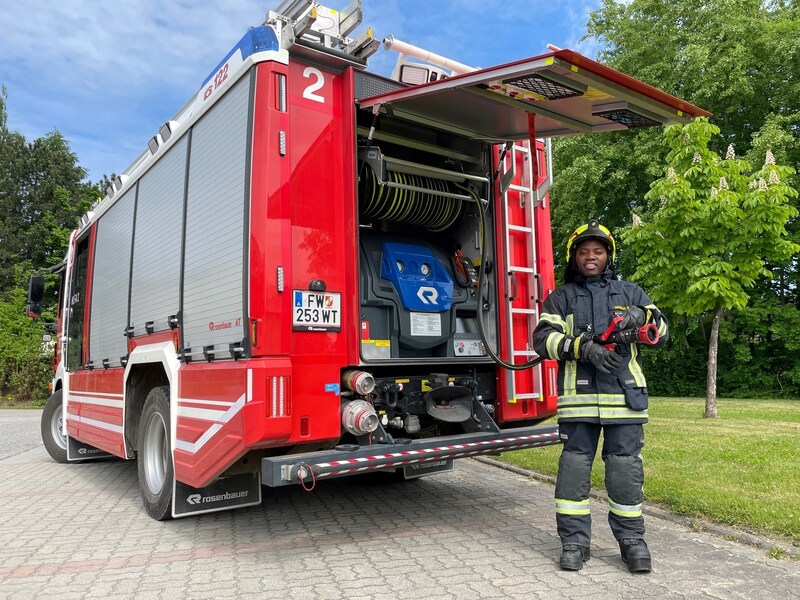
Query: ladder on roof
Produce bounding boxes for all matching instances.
[269,0,379,60]
[499,142,542,408]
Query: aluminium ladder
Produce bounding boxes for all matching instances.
[499,142,542,412]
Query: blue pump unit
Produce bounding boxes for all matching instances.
[380,243,453,313]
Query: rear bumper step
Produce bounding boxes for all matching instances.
[261,424,560,487]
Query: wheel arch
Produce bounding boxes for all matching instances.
[123,342,181,458]
[52,360,65,393]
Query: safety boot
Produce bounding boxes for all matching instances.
[619,538,651,573]
[559,544,591,571]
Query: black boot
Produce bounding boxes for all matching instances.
[619,538,651,573]
[560,544,591,571]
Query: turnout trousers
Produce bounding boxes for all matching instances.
[555,422,645,548]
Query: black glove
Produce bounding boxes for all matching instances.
[580,341,623,374]
[617,306,646,331]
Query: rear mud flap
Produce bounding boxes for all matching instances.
[172,472,262,518]
[67,436,113,461]
[403,458,454,479]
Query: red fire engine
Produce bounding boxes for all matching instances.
[27,0,707,519]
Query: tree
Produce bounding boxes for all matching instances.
[0,87,98,293]
[744,112,800,307]
[585,0,800,154]
[550,129,666,275]
[553,0,797,236]
[549,0,800,399]
[0,88,99,404]
[554,0,800,234]
[623,118,799,417]
[0,280,53,404]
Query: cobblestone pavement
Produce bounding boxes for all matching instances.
[1,409,798,600]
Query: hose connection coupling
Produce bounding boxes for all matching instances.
[341,400,379,436]
[342,369,376,395]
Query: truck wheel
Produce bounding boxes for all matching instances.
[41,389,68,463]
[137,386,173,520]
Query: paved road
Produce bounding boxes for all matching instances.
[0,409,43,460]
[1,409,798,599]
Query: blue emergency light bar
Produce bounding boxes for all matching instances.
[200,26,281,88]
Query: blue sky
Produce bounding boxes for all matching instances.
[0,0,602,183]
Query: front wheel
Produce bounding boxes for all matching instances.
[137,386,173,520]
[41,389,68,463]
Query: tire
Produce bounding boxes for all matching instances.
[137,386,173,521]
[41,389,69,463]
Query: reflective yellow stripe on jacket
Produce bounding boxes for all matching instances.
[645,303,668,338]
[628,344,647,387]
[562,315,577,395]
[541,312,567,360]
[546,332,565,360]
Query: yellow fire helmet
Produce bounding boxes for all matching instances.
[566,218,616,265]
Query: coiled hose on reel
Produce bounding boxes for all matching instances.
[358,163,464,232]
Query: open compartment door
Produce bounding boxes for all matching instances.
[358,48,709,140]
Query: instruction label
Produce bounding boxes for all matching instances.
[410,312,441,337]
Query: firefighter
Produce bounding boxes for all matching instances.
[532,219,668,573]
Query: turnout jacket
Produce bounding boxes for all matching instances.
[533,270,668,424]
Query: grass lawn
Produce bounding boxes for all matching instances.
[497,397,800,545]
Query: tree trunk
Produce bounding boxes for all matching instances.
[681,316,691,350]
[705,305,723,419]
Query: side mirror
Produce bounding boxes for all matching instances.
[26,274,45,318]
[28,274,45,303]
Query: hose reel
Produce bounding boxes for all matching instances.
[358,147,487,232]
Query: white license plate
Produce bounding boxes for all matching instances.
[292,291,341,331]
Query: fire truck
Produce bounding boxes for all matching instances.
[27,0,707,520]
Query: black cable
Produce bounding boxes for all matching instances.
[468,185,543,371]
[357,110,380,184]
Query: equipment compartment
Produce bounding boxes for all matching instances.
[355,99,497,363]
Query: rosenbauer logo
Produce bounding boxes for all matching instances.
[409,459,448,470]
[77,447,104,455]
[208,317,241,332]
[416,286,440,305]
[186,490,250,505]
